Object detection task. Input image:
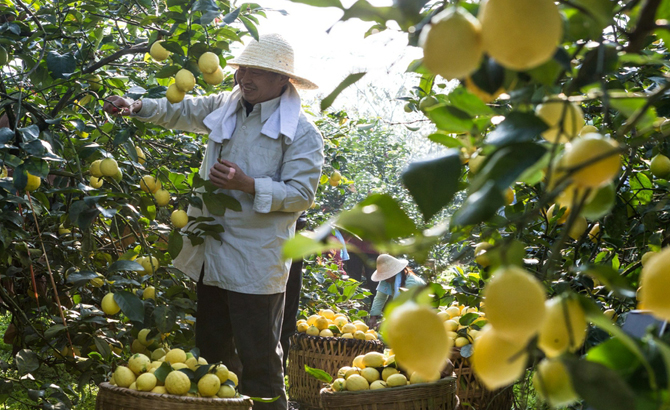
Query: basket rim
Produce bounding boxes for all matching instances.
[319,375,457,397]
[98,382,253,404]
[290,332,385,347]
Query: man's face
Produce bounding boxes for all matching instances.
[237,67,289,105]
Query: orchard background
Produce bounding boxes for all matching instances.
[1,0,670,408]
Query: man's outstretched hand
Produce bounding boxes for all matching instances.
[209,159,255,194]
[103,95,139,116]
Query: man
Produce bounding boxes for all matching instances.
[104,34,323,410]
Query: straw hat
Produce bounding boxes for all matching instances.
[228,33,318,90]
[371,254,409,282]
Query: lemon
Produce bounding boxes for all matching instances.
[344,367,360,379]
[203,67,224,85]
[559,134,621,188]
[131,339,148,354]
[360,367,380,383]
[381,367,399,381]
[172,363,189,370]
[546,204,570,224]
[198,373,221,397]
[650,154,670,178]
[410,370,440,384]
[136,372,157,391]
[151,385,168,394]
[345,374,369,391]
[479,0,562,71]
[129,382,137,390]
[101,293,120,315]
[138,328,153,346]
[420,6,483,80]
[100,158,119,177]
[533,359,579,407]
[170,210,188,229]
[306,314,320,326]
[536,99,585,144]
[537,296,587,357]
[370,380,387,389]
[165,370,191,395]
[165,348,187,364]
[296,322,309,332]
[319,309,336,320]
[354,321,369,333]
[24,172,41,192]
[384,302,452,379]
[455,337,470,347]
[579,125,598,135]
[641,251,658,266]
[362,352,385,368]
[90,176,104,189]
[468,153,486,174]
[306,325,319,336]
[464,76,503,103]
[214,364,229,383]
[166,84,185,104]
[341,323,357,334]
[140,175,161,193]
[154,189,170,207]
[141,256,159,275]
[175,69,195,92]
[588,223,601,243]
[114,366,136,388]
[150,41,170,61]
[214,384,234,398]
[135,147,146,164]
[337,366,351,379]
[128,353,151,375]
[639,247,670,321]
[482,266,546,343]
[472,325,528,389]
[386,373,408,387]
[315,316,329,331]
[90,160,103,177]
[445,306,461,318]
[474,241,492,267]
[86,74,103,92]
[352,355,366,369]
[364,333,376,341]
[228,371,238,386]
[143,286,156,300]
[319,328,334,337]
[151,348,167,361]
[603,309,615,319]
[198,52,219,74]
[568,216,588,241]
[504,187,514,205]
[334,316,348,327]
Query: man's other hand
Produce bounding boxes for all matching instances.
[209,159,256,194]
[103,95,134,116]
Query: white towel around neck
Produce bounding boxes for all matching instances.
[203,83,302,144]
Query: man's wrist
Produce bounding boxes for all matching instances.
[130,99,143,115]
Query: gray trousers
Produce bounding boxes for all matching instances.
[196,276,287,410]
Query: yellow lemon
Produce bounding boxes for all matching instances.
[331,378,346,391]
[472,325,528,390]
[217,384,236,398]
[360,367,380,383]
[114,366,136,388]
[154,189,170,207]
[319,309,336,320]
[345,374,369,391]
[641,251,658,266]
[352,355,366,369]
[135,147,146,164]
[532,359,579,407]
[228,371,238,386]
[143,286,156,300]
[384,302,452,379]
[140,175,160,194]
[151,385,168,394]
[315,317,330,331]
[386,373,408,387]
[175,69,195,92]
[306,325,319,336]
[136,372,157,391]
[650,154,670,178]
[150,41,169,61]
[536,99,585,144]
[203,67,224,85]
[215,364,229,383]
[165,348,187,364]
[559,134,621,188]
[639,247,670,321]
[90,159,103,177]
[198,373,221,397]
[381,367,399,381]
[166,84,185,104]
[100,158,119,177]
[140,256,159,275]
[128,353,151,375]
[319,328,334,337]
[479,0,562,71]
[370,380,387,389]
[362,352,385,368]
[101,293,120,315]
[90,176,104,188]
[537,296,587,357]
[420,6,483,80]
[341,323,357,334]
[297,322,309,332]
[165,370,191,395]
[482,266,546,343]
[546,204,570,224]
[171,210,188,229]
[568,216,588,241]
[198,52,219,74]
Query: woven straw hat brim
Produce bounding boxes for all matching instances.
[228,60,318,90]
[371,256,409,282]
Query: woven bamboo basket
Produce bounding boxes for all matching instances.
[451,348,514,410]
[95,382,253,410]
[287,333,384,409]
[319,376,459,410]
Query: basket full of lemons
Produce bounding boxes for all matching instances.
[96,341,252,410]
[319,351,458,410]
[288,309,384,409]
[438,303,513,410]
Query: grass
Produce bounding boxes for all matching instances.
[0,313,98,410]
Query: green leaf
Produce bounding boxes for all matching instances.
[335,194,418,242]
[202,192,241,216]
[447,87,494,117]
[287,0,343,7]
[586,338,640,376]
[193,0,219,25]
[469,142,547,193]
[451,180,505,227]
[114,290,145,323]
[401,150,462,221]
[15,350,39,375]
[486,112,549,147]
[320,72,367,111]
[580,265,635,298]
[610,97,657,132]
[239,15,258,41]
[153,305,177,334]
[155,65,181,79]
[653,337,670,408]
[425,105,473,134]
[304,365,332,383]
[154,362,172,382]
[108,260,144,273]
[194,364,216,381]
[282,232,342,260]
[168,230,183,259]
[46,51,76,79]
[563,358,636,410]
[427,133,466,148]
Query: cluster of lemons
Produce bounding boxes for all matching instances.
[297,309,378,340]
[149,41,224,103]
[329,350,439,392]
[437,303,487,349]
[420,0,562,80]
[109,342,239,398]
[470,266,587,407]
